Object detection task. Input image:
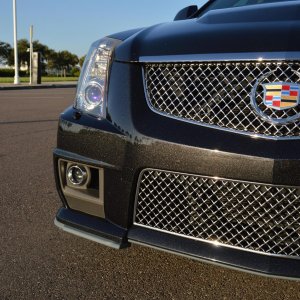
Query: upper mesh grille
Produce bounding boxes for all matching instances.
[135,169,300,258]
[144,61,300,138]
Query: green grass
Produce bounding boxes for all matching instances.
[0,77,78,83]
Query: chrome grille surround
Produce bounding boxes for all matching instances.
[144,61,300,139]
[134,169,300,258]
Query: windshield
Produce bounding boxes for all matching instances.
[200,0,298,15]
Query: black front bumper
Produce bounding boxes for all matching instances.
[54,61,300,279]
[55,207,128,249]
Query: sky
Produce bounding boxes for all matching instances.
[0,0,207,58]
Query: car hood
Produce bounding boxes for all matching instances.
[114,1,300,62]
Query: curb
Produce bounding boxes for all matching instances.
[0,83,77,91]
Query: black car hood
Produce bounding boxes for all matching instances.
[114,1,300,62]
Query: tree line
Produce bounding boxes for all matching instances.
[0,40,85,76]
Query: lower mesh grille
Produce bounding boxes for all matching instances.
[134,169,300,258]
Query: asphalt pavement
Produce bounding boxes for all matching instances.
[1,88,300,299]
[0,82,77,90]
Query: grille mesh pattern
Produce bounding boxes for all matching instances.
[135,169,300,257]
[144,61,300,138]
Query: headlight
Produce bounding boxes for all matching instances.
[75,37,121,118]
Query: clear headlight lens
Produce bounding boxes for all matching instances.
[75,37,121,118]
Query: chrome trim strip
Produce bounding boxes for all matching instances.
[133,168,300,261]
[140,52,300,63]
[54,218,122,249]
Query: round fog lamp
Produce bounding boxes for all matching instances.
[67,165,88,186]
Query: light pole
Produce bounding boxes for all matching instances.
[29,25,33,84]
[13,0,20,84]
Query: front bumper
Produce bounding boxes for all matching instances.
[55,207,128,249]
[54,61,300,279]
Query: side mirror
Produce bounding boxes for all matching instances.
[174,5,198,21]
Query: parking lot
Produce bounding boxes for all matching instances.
[1,88,300,299]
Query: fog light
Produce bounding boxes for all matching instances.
[67,165,88,186]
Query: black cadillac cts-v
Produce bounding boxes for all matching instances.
[54,0,300,279]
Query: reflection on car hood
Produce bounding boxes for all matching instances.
[114,1,300,62]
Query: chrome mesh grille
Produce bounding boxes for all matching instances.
[134,169,300,258]
[144,61,300,138]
